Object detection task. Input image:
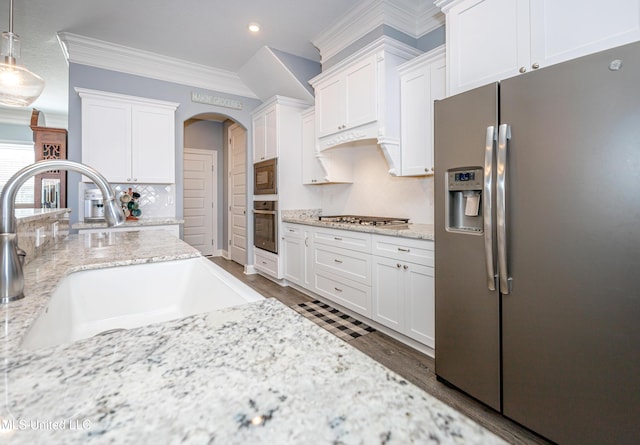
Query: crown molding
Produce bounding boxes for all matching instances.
[312,0,444,64]
[57,32,258,99]
[0,108,68,129]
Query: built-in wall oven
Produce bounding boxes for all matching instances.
[254,158,277,195]
[253,200,277,254]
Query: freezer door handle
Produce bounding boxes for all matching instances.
[497,124,513,294]
[484,125,497,291]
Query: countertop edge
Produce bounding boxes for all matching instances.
[281,217,435,241]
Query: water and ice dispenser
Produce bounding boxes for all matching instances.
[446,167,483,234]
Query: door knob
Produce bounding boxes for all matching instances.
[519,67,527,73]
[532,62,540,70]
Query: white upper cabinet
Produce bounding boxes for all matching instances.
[301,107,327,184]
[310,36,421,152]
[315,54,377,138]
[397,46,446,176]
[252,104,278,163]
[439,0,530,95]
[302,107,353,185]
[438,0,640,95]
[529,0,640,69]
[77,88,178,184]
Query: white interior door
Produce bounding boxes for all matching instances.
[228,124,247,265]
[183,148,216,256]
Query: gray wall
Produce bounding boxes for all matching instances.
[67,63,262,236]
[323,25,445,69]
[0,123,33,142]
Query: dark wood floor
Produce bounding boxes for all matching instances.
[210,257,552,445]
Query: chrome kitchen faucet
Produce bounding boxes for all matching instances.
[0,160,125,303]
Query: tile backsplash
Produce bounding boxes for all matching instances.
[320,143,434,224]
[79,182,176,220]
[111,183,176,218]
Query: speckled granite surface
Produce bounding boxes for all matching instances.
[71,217,184,230]
[282,216,435,241]
[0,230,504,444]
[15,208,71,265]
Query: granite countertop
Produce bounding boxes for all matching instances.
[0,230,503,444]
[14,208,70,223]
[71,217,184,230]
[282,216,435,241]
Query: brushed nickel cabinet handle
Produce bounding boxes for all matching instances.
[397,247,410,252]
[334,259,343,264]
[334,287,343,292]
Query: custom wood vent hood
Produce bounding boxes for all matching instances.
[309,36,422,175]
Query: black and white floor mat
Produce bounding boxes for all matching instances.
[292,300,375,341]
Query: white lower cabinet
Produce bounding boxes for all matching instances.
[372,255,435,347]
[282,223,313,288]
[283,223,435,350]
[372,234,435,348]
[254,248,280,278]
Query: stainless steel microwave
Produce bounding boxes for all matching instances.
[254,158,277,195]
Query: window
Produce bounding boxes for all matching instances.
[0,142,35,208]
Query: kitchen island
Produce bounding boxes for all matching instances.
[0,230,504,444]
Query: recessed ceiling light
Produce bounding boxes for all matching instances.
[248,22,260,33]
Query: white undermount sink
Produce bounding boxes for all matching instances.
[21,257,264,350]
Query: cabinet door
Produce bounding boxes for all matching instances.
[264,106,278,160]
[344,54,377,129]
[447,0,530,95]
[400,53,446,176]
[315,76,344,137]
[253,113,266,163]
[530,0,640,69]
[371,256,404,331]
[404,263,435,348]
[301,110,327,184]
[283,234,304,286]
[81,99,132,182]
[131,105,175,183]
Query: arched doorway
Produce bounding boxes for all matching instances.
[183,114,247,265]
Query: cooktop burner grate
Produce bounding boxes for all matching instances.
[318,215,410,226]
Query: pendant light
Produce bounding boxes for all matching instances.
[0,0,44,107]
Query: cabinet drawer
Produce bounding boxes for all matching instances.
[254,249,280,278]
[282,223,304,239]
[314,270,371,317]
[372,234,434,266]
[314,244,371,285]
[314,227,371,253]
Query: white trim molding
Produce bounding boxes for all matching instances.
[312,0,444,64]
[0,108,68,129]
[58,32,258,99]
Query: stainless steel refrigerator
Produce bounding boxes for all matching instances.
[434,41,640,444]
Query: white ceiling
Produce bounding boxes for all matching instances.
[0,0,361,119]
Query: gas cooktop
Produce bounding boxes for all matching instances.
[318,215,410,226]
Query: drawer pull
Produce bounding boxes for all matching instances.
[334,237,343,241]
[334,287,343,292]
[398,248,410,252]
[403,265,409,270]
[261,261,267,265]
[334,259,343,264]
[396,263,401,268]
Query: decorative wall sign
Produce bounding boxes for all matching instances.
[191,91,243,110]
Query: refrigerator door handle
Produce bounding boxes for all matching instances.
[497,124,512,294]
[484,125,497,291]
